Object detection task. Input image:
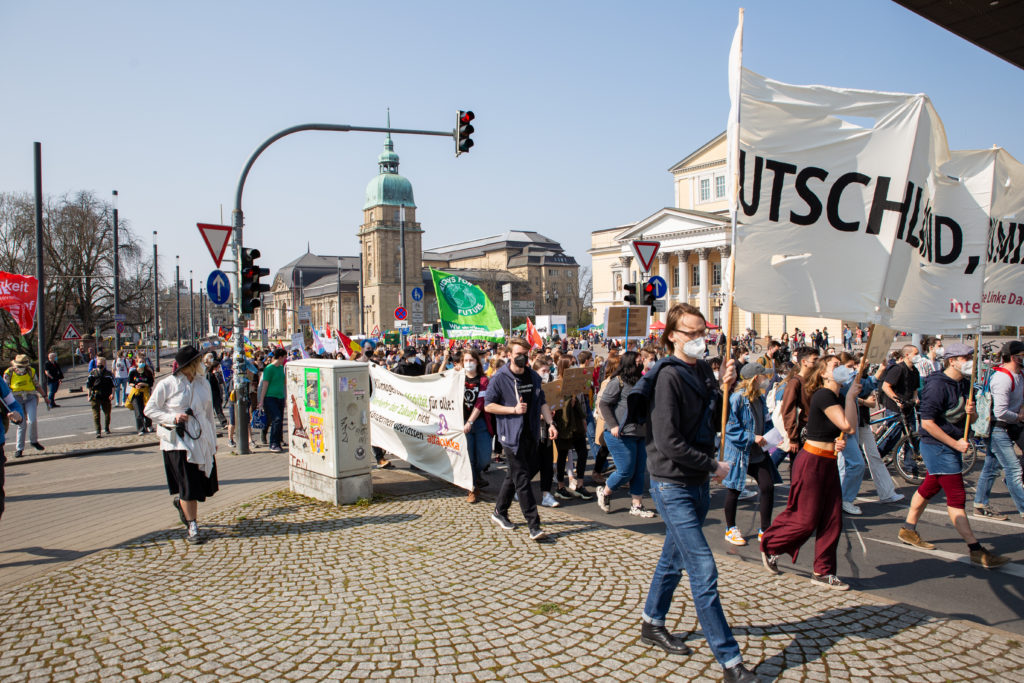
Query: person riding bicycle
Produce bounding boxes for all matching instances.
[897,342,1008,569]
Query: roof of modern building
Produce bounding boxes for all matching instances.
[423,230,570,261]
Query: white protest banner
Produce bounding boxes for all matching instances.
[729,65,987,331]
[368,365,472,490]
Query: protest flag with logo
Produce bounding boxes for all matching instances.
[0,272,38,335]
[430,268,505,342]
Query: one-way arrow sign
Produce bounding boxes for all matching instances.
[197,223,233,268]
[207,269,231,306]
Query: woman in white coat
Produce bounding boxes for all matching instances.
[145,345,219,544]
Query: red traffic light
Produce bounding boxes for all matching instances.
[459,111,475,124]
[644,282,655,294]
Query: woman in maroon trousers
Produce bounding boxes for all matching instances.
[760,355,860,590]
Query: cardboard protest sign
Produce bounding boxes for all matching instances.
[559,367,591,396]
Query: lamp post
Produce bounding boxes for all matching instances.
[153,231,160,371]
[112,190,120,351]
[336,257,342,334]
[175,256,181,350]
[189,271,195,347]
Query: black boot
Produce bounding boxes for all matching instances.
[723,662,758,682]
[640,621,691,655]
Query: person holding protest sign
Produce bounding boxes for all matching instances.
[485,337,558,542]
[461,348,491,504]
[898,343,1009,568]
[761,355,860,590]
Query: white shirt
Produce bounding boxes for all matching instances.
[144,372,218,475]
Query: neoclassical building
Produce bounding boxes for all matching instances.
[590,133,840,338]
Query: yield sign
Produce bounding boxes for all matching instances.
[197,223,233,268]
[62,322,82,341]
[631,240,661,273]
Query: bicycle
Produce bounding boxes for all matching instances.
[870,406,978,485]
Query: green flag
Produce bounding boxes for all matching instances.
[430,268,506,342]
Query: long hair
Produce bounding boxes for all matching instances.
[614,351,642,386]
[804,355,839,399]
[738,374,766,401]
[604,354,621,379]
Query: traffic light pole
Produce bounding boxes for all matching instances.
[230,122,460,455]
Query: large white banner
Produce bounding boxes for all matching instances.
[368,365,473,491]
[943,148,1024,326]
[729,65,988,332]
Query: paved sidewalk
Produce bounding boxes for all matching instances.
[1,481,1022,681]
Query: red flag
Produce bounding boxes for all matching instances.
[525,317,543,349]
[0,272,38,335]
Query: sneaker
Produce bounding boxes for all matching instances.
[229,439,236,447]
[595,486,610,512]
[737,487,758,501]
[898,527,936,550]
[572,485,593,501]
[879,493,905,504]
[467,489,479,504]
[137,430,145,436]
[14,450,23,459]
[811,573,850,591]
[841,501,863,515]
[490,512,515,531]
[724,526,747,546]
[186,521,202,545]
[172,496,188,526]
[973,505,1009,521]
[758,529,764,543]
[96,432,102,439]
[30,442,44,451]
[540,492,561,508]
[268,445,283,453]
[970,547,1010,569]
[105,429,110,435]
[529,528,548,541]
[629,504,656,518]
[553,487,574,501]
[761,550,780,575]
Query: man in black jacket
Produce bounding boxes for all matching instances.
[632,304,755,683]
[86,358,114,438]
[393,347,425,377]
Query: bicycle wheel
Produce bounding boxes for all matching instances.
[753,343,763,354]
[961,440,979,476]
[893,437,924,485]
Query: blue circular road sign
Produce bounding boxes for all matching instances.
[647,275,668,299]
[395,306,408,321]
[411,287,424,302]
[207,269,231,306]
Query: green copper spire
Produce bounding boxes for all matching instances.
[364,109,415,209]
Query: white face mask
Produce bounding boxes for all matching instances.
[539,371,550,382]
[464,361,477,372]
[960,360,974,377]
[934,346,944,357]
[682,337,706,358]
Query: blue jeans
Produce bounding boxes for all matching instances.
[47,380,59,406]
[643,479,743,669]
[603,431,646,497]
[837,428,865,503]
[263,396,284,449]
[113,378,128,405]
[12,392,39,451]
[466,422,492,488]
[974,427,1024,513]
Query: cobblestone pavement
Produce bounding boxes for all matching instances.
[0,484,1022,682]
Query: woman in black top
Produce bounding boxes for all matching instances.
[126,360,155,434]
[760,355,860,590]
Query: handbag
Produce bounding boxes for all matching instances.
[250,407,267,431]
[972,370,994,438]
[593,378,611,447]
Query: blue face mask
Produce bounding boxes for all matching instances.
[832,366,855,385]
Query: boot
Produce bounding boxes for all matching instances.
[640,621,691,655]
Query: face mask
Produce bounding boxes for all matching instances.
[935,347,944,357]
[831,366,854,385]
[539,372,550,382]
[960,360,974,377]
[513,354,528,369]
[713,370,720,380]
[682,337,706,358]
[464,361,477,372]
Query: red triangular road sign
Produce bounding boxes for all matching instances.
[62,322,82,341]
[370,325,380,337]
[197,223,233,268]
[631,240,661,273]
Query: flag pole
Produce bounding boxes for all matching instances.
[719,7,744,461]
[964,328,981,440]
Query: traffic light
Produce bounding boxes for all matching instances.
[455,110,475,155]
[240,247,270,315]
[624,283,638,305]
[643,281,657,312]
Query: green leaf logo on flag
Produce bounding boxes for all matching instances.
[430,268,506,342]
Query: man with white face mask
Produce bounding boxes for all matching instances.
[898,343,1008,568]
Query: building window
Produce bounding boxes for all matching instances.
[713,263,722,286]
[690,264,699,287]
[672,267,679,289]
[699,178,711,202]
[715,175,726,199]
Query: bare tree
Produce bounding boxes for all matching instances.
[564,266,593,328]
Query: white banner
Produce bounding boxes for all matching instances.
[368,365,472,490]
[729,67,987,331]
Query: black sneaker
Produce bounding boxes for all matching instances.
[529,528,548,542]
[761,551,780,575]
[811,573,850,591]
[96,432,102,439]
[553,487,573,500]
[31,442,44,451]
[14,450,23,458]
[186,521,203,545]
[572,485,593,501]
[173,496,188,526]
[490,512,515,531]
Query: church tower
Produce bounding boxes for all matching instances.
[358,122,423,336]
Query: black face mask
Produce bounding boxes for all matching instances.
[513,354,528,369]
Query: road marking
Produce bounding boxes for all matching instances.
[847,518,868,555]
[855,495,1024,530]
[867,537,1024,578]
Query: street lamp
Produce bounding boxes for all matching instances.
[112,190,120,351]
[153,231,160,371]
[189,270,195,346]
[175,255,181,349]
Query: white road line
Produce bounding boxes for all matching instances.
[867,537,1024,578]
[848,518,868,555]
[855,495,1024,530]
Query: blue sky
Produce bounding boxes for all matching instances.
[3,1,1023,289]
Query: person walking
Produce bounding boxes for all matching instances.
[145,345,218,545]
[4,355,48,457]
[86,358,115,438]
[722,363,782,546]
[631,304,755,682]
[205,353,227,428]
[43,352,64,408]
[257,348,287,453]
[126,359,155,435]
[0,374,25,517]
[485,336,559,542]
[461,348,492,504]
[778,346,820,463]
[972,340,1024,520]
[112,352,130,407]
[760,355,860,590]
[595,350,655,517]
[897,343,1008,568]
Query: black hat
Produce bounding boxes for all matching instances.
[173,345,202,373]
[404,347,418,358]
[1004,340,1024,358]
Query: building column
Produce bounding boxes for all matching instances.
[618,255,633,291]
[697,248,710,320]
[658,252,671,316]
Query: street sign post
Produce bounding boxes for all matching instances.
[510,300,535,316]
[394,306,408,321]
[630,240,661,273]
[115,321,125,335]
[207,269,231,306]
[113,313,127,322]
[647,275,668,299]
[62,322,82,341]
[502,283,512,302]
[653,300,667,313]
[411,287,424,302]
[197,223,233,268]
[298,306,311,323]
